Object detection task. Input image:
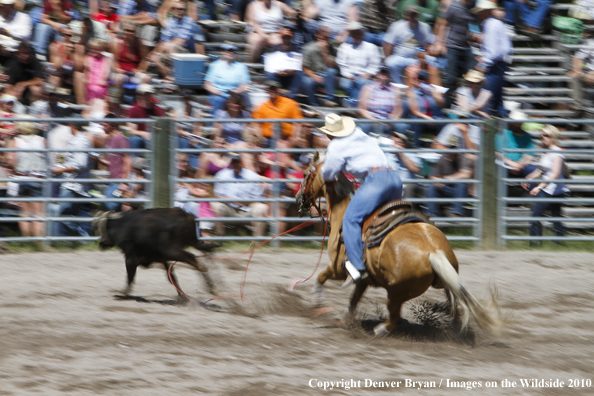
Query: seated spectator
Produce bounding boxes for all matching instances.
[433,111,480,151]
[29,84,71,134]
[197,136,232,179]
[454,70,492,118]
[336,22,381,102]
[50,117,93,237]
[495,110,538,178]
[570,0,594,23]
[384,131,420,199]
[172,90,202,167]
[305,0,359,43]
[521,125,570,246]
[301,26,338,107]
[33,0,73,57]
[246,0,296,63]
[95,113,131,212]
[214,94,251,144]
[174,153,215,238]
[425,137,472,218]
[212,154,270,237]
[503,0,551,36]
[204,43,252,115]
[357,67,403,135]
[117,0,160,59]
[264,29,303,99]
[121,156,150,211]
[396,0,441,26]
[404,66,445,147]
[126,84,165,152]
[0,0,33,44]
[74,39,112,105]
[6,118,46,239]
[292,117,329,151]
[568,39,594,91]
[48,28,81,96]
[358,0,395,46]
[1,42,44,105]
[92,1,119,33]
[110,22,151,93]
[383,5,436,84]
[251,80,303,147]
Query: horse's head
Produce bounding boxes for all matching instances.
[296,151,325,217]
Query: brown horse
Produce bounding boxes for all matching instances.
[296,153,500,336]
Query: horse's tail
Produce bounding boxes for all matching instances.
[429,250,502,334]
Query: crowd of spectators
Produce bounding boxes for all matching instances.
[0,0,577,242]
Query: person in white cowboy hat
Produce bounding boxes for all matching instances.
[454,69,492,119]
[319,113,403,287]
[472,0,512,118]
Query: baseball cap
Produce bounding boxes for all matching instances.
[346,21,364,31]
[220,43,239,52]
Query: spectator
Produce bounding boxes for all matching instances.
[434,0,476,104]
[172,89,202,167]
[48,27,80,96]
[214,93,251,144]
[302,26,338,107]
[521,125,570,246]
[251,80,303,147]
[0,0,33,42]
[75,39,112,104]
[197,135,232,179]
[33,0,73,57]
[336,22,381,102]
[212,154,269,237]
[50,117,93,237]
[204,43,252,115]
[358,0,395,46]
[433,111,480,151]
[126,84,165,152]
[6,118,46,239]
[246,0,296,63]
[266,29,303,99]
[110,22,149,92]
[92,1,119,32]
[472,0,512,118]
[357,67,403,135]
[503,0,551,36]
[570,0,594,23]
[117,0,160,59]
[157,0,205,55]
[384,131,421,199]
[454,70,492,118]
[383,5,436,84]
[425,136,472,218]
[404,66,445,147]
[2,42,44,105]
[495,110,538,178]
[396,0,441,26]
[0,94,21,137]
[121,156,150,211]
[95,113,131,212]
[305,0,359,42]
[568,39,594,92]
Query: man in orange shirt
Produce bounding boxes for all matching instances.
[251,80,303,147]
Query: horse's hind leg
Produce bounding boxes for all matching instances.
[374,290,405,336]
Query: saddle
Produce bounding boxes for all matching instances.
[361,200,432,249]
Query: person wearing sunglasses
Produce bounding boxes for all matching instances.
[521,125,570,245]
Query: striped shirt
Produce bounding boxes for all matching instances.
[118,0,159,19]
[160,16,204,44]
[366,82,399,119]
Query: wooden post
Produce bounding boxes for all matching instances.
[481,118,498,249]
[151,117,172,208]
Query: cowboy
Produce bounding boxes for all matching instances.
[318,114,403,287]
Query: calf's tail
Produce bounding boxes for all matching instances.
[429,250,502,334]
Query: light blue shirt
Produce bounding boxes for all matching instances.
[214,168,264,200]
[204,60,251,93]
[479,17,512,69]
[322,128,389,181]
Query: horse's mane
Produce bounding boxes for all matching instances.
[332,172,356,201]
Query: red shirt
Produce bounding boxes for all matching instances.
[129,102,165,132]
[92,12,119,26]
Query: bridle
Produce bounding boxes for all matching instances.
[297,162,327,218]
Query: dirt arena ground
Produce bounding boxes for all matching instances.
[1,248,593,395]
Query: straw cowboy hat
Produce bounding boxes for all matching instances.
[471,0,498,13]
[317,114,356,137]
[463,70,485,83]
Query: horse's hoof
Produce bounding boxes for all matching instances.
[374,324,389,336]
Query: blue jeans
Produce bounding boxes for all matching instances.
[343,169,403,272]
[265,70,302,99]
[54,188,92,237]
[208,93,251,115]
[530,190,564,238]
[504,0,551,29]
[301,67,338,105]
[486,61,508,118]
[33,22,62,55]
[425,183,468,217]
[178,136,199,168]
[339,76,370,102]
[446,47,475,97]
[128,135,149,157]
[103,183,121,212]
[385,55,419,84]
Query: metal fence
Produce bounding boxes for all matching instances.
[1,116,593,248]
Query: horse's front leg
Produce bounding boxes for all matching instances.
[313,265,334,306]
[347,281,368,315]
